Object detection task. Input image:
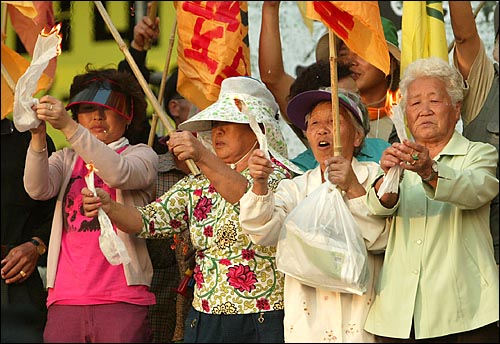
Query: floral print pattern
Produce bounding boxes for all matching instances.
[136,166,292,314]
[227,264,257,292]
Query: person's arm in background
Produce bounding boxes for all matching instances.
[258,1,295,121]
[117,14,169,155]
[449,1,481,80]
[1,124,56,284]
[117,15,160,82]
[450,1,499,266]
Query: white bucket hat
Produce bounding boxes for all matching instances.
[179,76,302,174]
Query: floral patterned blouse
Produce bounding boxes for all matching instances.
[136,159,292,315]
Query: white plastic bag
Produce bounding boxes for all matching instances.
[276,180,369,295]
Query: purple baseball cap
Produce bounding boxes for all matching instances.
[287,88,369,133]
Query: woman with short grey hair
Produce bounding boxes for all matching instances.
[365,56,499,342]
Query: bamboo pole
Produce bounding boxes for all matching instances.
[148,18,177,147]
[94,1,200,176]
[143,1,158,51]
[1,2,8,43]
[1,62,16,91]
[329,30,341,157]
[158,19,177,112]
[447,0,487,52]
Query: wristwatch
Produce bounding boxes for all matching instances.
[422,160,438,182]
[29,238,47,256]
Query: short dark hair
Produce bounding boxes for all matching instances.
[289,60,352,100]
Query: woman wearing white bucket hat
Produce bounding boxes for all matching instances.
[81,76,301,343]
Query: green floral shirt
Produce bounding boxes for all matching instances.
[136,160,292,315]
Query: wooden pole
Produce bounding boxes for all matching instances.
[1,2,8,43]
[329,30,341,157]
[94,1,200,176]
[148,18,177,147]
[158,19,177,110]
[1,62,16,91]
[143,1,158,51]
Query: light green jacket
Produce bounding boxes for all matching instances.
[364,131,499,339]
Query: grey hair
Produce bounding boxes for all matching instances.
[399,57,464,110]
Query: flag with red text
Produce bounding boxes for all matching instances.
[306,1,390,75]
[176,1,250,110]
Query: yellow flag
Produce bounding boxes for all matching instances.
[296,1,314,34]
[401,1,448,75]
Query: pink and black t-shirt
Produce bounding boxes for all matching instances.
[48,147,155,307]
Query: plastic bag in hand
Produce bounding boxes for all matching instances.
[276,181,369,295]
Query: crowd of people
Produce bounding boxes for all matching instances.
[1,1,498,343]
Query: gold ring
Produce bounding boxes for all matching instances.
[411,153,419,161]
[49,104,53,111]
[19,270,27,278]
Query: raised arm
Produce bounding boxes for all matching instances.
[449,1,481,79]
[167,131,249,204]
[258,1,295,121]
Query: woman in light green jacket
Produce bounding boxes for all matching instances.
[364,57,499,342]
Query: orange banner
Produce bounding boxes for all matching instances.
[7,1,57,80]
[176,1,250,110]
[1,43,52,119]
[306,1,390,75]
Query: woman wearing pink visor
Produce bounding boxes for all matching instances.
[24,66,158,343]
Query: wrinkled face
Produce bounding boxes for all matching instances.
[405,77,460,145]
[76,104,129,144]
[305,101,362,173]
[211,121,257,165]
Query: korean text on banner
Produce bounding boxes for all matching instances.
[176,1,251,110]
